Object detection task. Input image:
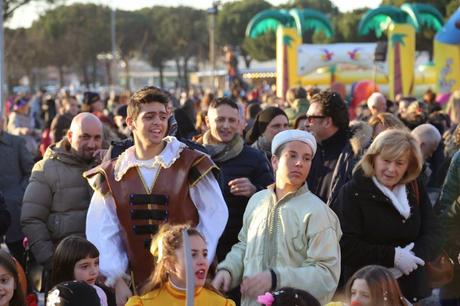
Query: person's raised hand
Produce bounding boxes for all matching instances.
[240,271,272,299]
[212,270,232,293]
[114,277,132,306]
[228,177,256,197]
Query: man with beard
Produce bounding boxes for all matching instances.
[21,113,103,278]
[84,86,228,306]
[197,97,274,262]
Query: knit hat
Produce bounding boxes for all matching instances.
[271,129,317,156]
[46,281,101,306]
[83,92,101,105]
[246,107,287,144]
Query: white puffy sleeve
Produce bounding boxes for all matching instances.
[190,172,228,263]
[86,191,129,286]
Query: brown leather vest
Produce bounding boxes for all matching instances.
[95,148,216,290]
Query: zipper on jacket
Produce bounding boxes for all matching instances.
[265,194,283,268]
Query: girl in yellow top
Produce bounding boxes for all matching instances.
[126,224,235,306]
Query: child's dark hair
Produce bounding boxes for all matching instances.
[259,287,320,306]
[0,250,27,306]
[48,281,102,306]
[51,236,99,288]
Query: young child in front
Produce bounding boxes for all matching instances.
[257,287,321,306]
[51,236,115,306]
[0,249,26,306]
[125,224,235,306]
[326,265,410,306]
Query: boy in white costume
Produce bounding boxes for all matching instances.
[213,129,342,306]
[84,86,228,306]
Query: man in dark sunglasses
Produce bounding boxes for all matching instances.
[305,90,357,210]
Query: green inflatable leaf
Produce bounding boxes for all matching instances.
[245,8,333,40]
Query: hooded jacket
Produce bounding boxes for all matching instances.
[21,139,95,264]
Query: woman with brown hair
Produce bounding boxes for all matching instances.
[346,265,408,306]
[245,107,289,155]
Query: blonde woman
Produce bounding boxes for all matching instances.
[332,129,442,304]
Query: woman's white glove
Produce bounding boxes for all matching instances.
[394,242,425,275]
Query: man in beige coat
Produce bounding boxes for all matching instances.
[21,113,103,269]
[212,130,342,306]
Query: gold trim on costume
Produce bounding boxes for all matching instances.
[135,166,163,237]
[190,165,219,188]
[135,166,161,195]
[191,154,206,167]
[130,270,138,295]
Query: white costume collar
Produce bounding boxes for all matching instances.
[372,176,411,219]
[113,136,186,181]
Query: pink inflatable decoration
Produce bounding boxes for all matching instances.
[350,80,380,119]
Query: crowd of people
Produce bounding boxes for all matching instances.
[0,82,460,306]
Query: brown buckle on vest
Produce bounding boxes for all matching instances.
[130,209,168,221]
[132,224,159,235]
[129,194,168,206]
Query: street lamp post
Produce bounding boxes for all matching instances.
[97,53,114,86]
[207,1,220,92]
[0,0,4,117]
[111,7,117,89]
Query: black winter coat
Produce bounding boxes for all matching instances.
[308,129,357,207]
[215,145,274,260]
[333,172,442,303]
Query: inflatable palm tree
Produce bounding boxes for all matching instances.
[359,4,443,99]
[246,8,333,97]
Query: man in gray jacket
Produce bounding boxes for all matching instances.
[21,112,103,269]
[0,116,34,266]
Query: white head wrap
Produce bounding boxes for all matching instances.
[271,129,317,156]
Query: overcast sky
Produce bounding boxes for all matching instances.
[6,0,381,28]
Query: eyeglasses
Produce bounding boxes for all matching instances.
[305,115,326,121]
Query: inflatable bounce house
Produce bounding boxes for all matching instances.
[434,6,460,95]
[245,4,456,103]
